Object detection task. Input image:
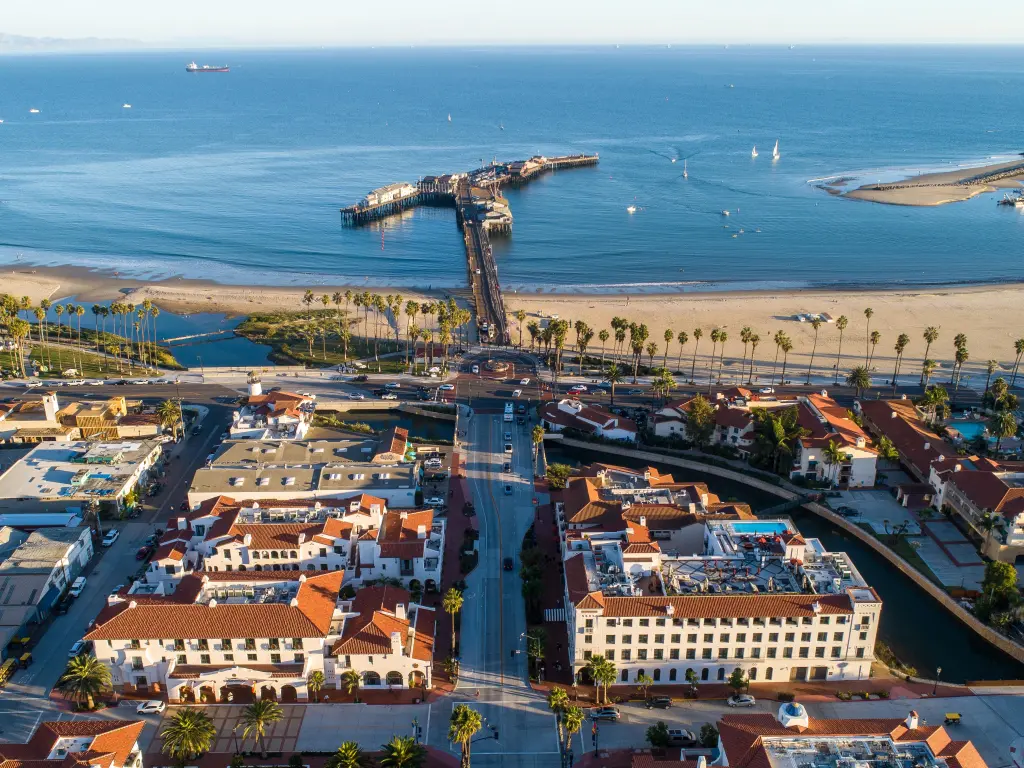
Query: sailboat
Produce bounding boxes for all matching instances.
[772,139,780,160]
[683,159,688,178]
[751,145,758,158]
[447,113,452,123]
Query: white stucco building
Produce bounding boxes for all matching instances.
[791,394,878,488]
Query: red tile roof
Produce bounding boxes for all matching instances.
[331,585,434,660]
[85,571,343,641]
[565,554,603,608]
[799,395,874,452]
[376,508,434,559]
[859,399,955,478]
[596,593,855,618]
[0,721,144,768]
[947,471,1024,519]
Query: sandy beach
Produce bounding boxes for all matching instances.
[0,266,453,317]
[506,286,1024,384]
[845,158,1024,206]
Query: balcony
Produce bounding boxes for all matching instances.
[131,661,145,671]
[424,558,440,572]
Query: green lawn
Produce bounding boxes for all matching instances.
[857,523,944,587]
[0,344,163,380]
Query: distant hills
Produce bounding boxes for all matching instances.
[0,33,143,53]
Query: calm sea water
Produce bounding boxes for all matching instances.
[2,47,1024,292]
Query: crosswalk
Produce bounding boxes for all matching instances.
[544,608,565,622]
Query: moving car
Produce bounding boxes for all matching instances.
[69,577,86,598]
[68,640,91,659]
[512,389,522,397]
[504,443,513,454]
[101,529,119,547]
[727,694,756,708]
[589,706,620,721]
[626,388,643,395]
[423,458,443,469]
[26,381,43,388]
[347,393,366,400]
[137,700,167,715]
[425,496,445,507]
[503,557,514,571]
[502,462,512,473]
[135,545,154,561]
[759,387,775,394]
[379,392,398,400]
[646,695,673,710]
[520,378,530,385]
[568,384,587,393]
[353,374,369,382]
[504,431,512,441]
[439,383,455,391]
[384,382,401,389]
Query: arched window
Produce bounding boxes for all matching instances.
[653,669,661,681]
[669,669,677,682]
[255,564,263,572]
[271,551,279,559]
[765,668,773,681]
[717,668,726,681]
[701,668,709,681]
[385,671,403,687]
[749,668,758,681]
[362,671,381,686]
[636,668,645,682]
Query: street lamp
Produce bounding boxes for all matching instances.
[933,666,942,695]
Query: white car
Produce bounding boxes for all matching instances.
[101,529,119,547]
[137,700,167,715]
[425,496,445,507]
[512,389,522,397]
[727,694,756,708]
[471,365,480,374]
[759,387,775,394]
[347,393,366,400]
[69,576,87,598]
[568,384,587,393]
[439,383,455,391]
[87,379,105,386]
[520,378,530,385]
[504,432,512,441]
[26,381,43,388]
[64,379,86,386]
[379,393,398,400]
[504,443,513,454]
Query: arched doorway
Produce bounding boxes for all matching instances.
[220,684,254,704]
[717,668,726,681]
[362,671,381,687]
[700,668,709,681]
[281,685,298,703]
[179,686,196,704]
[199,685,217,703]
[408,671,425,688]
[260,685,278,701]
[385,671,403,688]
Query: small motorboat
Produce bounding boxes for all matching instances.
[627,205,637,214]
[29,108,40,114]
[122,103,132,109]
[722,210,730,216]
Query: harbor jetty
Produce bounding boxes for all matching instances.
[340,153,599,344]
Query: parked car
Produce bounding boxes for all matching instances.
[836,506,861,517]
[379,392,398,400]
[54,595,73,615]
[425,496,445,507]
[503,557,515,571]
[68,640,91,659]
[384,382,401,389]
[26,381,43,388]
[135,545,154,561]
[424,458,443,469]
[101,529,119,547]
[646,695,673,710]
[667,729,698,747]
[504,484,513,495]
[759,387,775,394]
[727,694,756,708]
[589,706,620,721]
[137,700,167,715]
[627,388,643,395]
[520,378,531,385]
[504,431,512,441]
[69,576,87,598]
[353,374,369,382]
[503,462,512,473]
[568,384,587,393]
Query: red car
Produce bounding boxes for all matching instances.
[135,545,154,561]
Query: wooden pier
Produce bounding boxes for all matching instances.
[339,154,599,344]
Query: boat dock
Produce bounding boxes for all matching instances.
[340,154,598,344]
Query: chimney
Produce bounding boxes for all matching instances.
[42,391,59,422]
[243,533,252,547]
[298,532,306,545]
[400,511,408,520]
[639,515,647,528]
[954,464,961,472]
[891,411,898,419]
[390,631,403,655]
[208,598,218,607]
[395,603,407,621]
[178,517,188,530]
[290,597,299,607]
[698,757,708,768]
[906,711,919,730]
[417,524,426,539]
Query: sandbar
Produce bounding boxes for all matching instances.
[844,158,1024,206]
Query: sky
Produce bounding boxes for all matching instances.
[5,0,1024,47]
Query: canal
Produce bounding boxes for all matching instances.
[545,442,1024,683]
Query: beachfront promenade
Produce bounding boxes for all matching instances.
[341,154,599,345]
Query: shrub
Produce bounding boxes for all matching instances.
[646,721,670,748]
[777,692,795,702]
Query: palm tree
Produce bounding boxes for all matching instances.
[779,337,794,385]
[636,672,654,701]
[863,307,874,365]
[867,330,881,370]
[514,309,527,348]
[675,330,688,372]
[380,736,426,768]
[747,333,761,383]
[597,329,610,367]
[240,699,283,758]
[157,399,182,437]
[10,318,30,377]
[40,298,52,368]
[303,289,315,320]
[1011,338,1024,389]
[823,440,845,487]
[532,424,544,464]
[707,329,720,391]
[55,655,111,710]
[160,707,216,763]
[585,655,606,703]
[984,360,999,397]
[604,363,624,406]
[921,358,937,388]
[874,435,899,464]
[651,367,676,402]
[75,304,86,373]
[952,345,969,400]
[751,407,806,474]
[594,656,617,705]
[846,365,871,397]
[328,741,368,768]
[449,703,483,768]
[562,705,584,755]
[892,334,910,394]
[805,318,822,384]
[662,328,674,369]
[771,330,785,386]
[716,330,729,383]
[33,307,46,368]
[443,587,463,653]
[989,410,1018,452]
[740,326,752,375]
[548,687,569,746]
[921,326,939,384]
[978,512,998,551]
[54,303,64,371]
[341,669,362,701]
[307,670,325,703]
[832,315,849,384]
[690,328,703,383]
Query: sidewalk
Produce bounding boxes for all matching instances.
[530,494,573,686]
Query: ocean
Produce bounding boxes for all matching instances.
[1,46,1023,292]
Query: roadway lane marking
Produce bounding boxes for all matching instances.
[481,417,506,687]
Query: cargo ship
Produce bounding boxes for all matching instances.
[186,62,229,73]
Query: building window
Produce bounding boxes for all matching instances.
[654,649,663,660]
[801,632,812,643]
[198,639,209,651]
[799,648,809,659]
[735,648,745,659]
[670,649,679,660]
[701,649,712,659]
[654,634,664,644]
[704,633,714,643]
[653,669,661,681]
[622,650,631,661]
[622,635,633,644]
[269,638,280,650]
[814,647,825,658]
[831,647,842,658]
[605,650,615,660]
[638,634,648,644]
[752,648,761,658]
[584,635,593,645]
[717,648,727,659]
[669,669,677,681]
[859,631,868,641]
[295,653,304,664]
[753,633,762,643]
[222,639,232,650]
[817,632,827,642]
[736,633,746,643]
[224,654,234,662]
[200,654,211,665]
[769,632,778,643]
[248,653,257,662]
[749,667,758,680]
[837,616,847,624]
[671,634,680,643]
[834,633,844,642]
[245,639,256,651]
[583,651,592,660]
[856,648,865,658]
[177,654,186,664]
[766,668,774,680]
[687,634,697,643]
[131,656,144,670]
[271,653,281,664]
[174,640,185,651]
[767,648,777,658]
[686,649,695,659]
[319,548,327,557]
[622,619,633,627]
[639,619,649,627]
[606,635,616,644]
[720,634,730,643]
[820,616,830,625]
[638,649,648,660]
[621,670,629,682]
[783,648,793,659]
[130,639,141,650]
[585,619,594,629]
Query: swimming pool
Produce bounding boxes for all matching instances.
[948,421,987,440]
[729,521,790,535]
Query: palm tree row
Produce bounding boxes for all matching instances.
[513,306,1024,395]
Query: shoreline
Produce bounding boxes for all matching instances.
[844,157,1024,206]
